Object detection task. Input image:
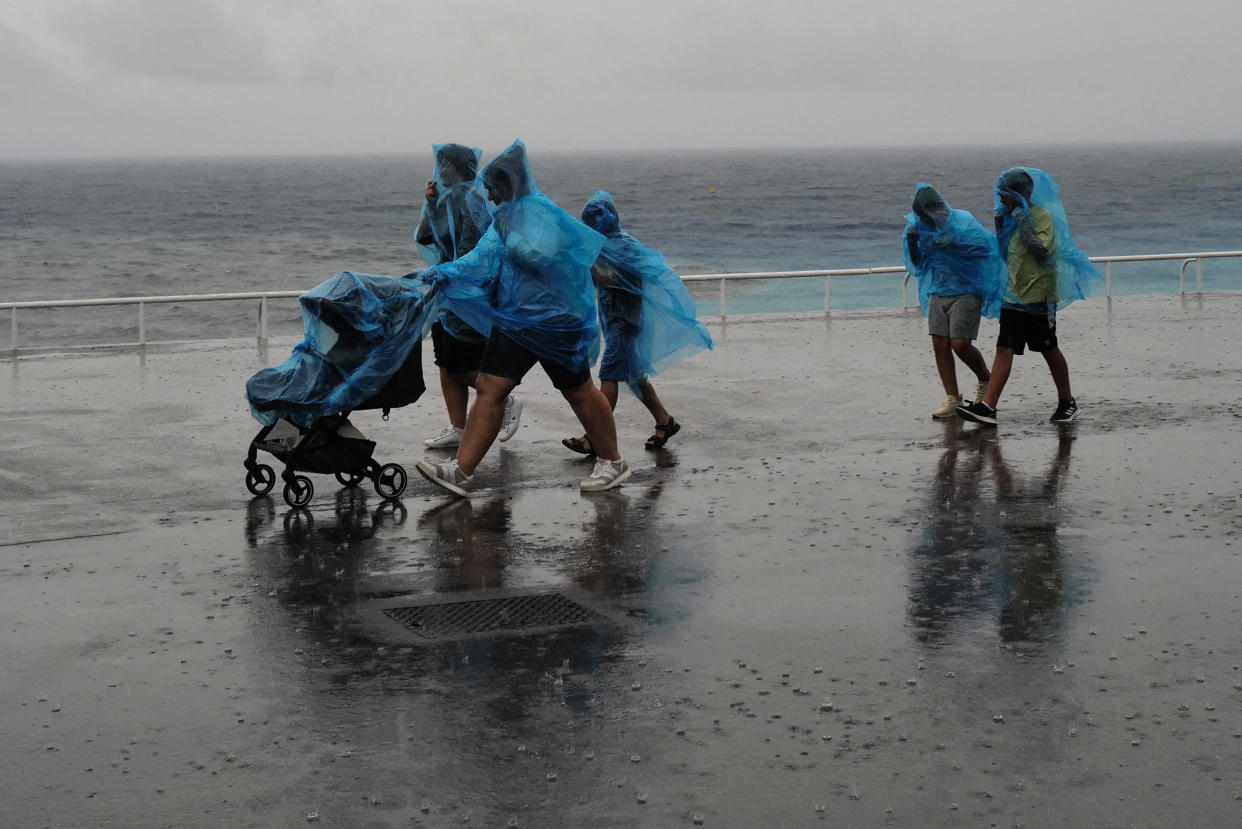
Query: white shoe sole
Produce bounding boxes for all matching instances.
[415,460,471,498]
[580,465,632,493]
[423,432,462,448]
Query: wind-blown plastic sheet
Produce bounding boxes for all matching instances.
[582,190,713,394]
[423,140,605,370]
[901,183,1006,318]
[245,271,439,426]
[994,167,1103,312]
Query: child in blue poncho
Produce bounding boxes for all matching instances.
[414,143,524,450]
[561,191,714,455]
[957,168,1103,427]
[414,141,631,496]
[902,183,1004,419]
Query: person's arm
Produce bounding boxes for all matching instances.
[1013,206,1052,261]
[905,230,922,267]
[414,210,434,247]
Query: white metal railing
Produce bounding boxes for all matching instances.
[3,251,1241,352]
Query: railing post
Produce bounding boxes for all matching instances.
[10,308,16,352]
[902,274,910,309]
[258,296,268,342]
[1196,258,1204,294]
[1105,260,1112,298]
[138,302,146,345]
[824,275,831,315]
[719,278,727,323]
[1179,259,1192,294]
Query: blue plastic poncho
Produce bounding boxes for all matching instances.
[413,143,493,344]
[993,167,1103,313]
[581,190,714,395]
[245,271,440,426]
[901,183,1005,318]
[423,140,605,370]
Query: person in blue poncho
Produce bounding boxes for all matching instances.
[415,140,631,496]
[561,190,713,454]
[958,168,1103,427]
[902,183,1004,419]
[413,143,523,450]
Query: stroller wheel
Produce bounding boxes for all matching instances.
[374,463,408,500]
[334,470,365,488]
[245,464,276,496]
[283,474,314,509]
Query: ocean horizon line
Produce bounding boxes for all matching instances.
[3,138,1241,166]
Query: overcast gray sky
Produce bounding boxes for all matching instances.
[2,0,1237,159]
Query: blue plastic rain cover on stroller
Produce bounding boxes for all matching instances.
[581,190,714,395]
[245,271,440,426]
[901,183,1006,318]
[993,167,1103,312]
[423,140,606,370]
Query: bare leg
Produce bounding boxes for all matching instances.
[599,379,620,411]
[561,380,621,461]
[635,381,671,427]
[455,373,516,476]
[440,368,478,430]
[983,347,1015,409]
[931,335,958,398]
[950,338,991,384]
[1042,347,1073,401]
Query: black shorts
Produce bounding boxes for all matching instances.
[430,320,487,375]
[997,305,1058,354]
[478,327,592,391]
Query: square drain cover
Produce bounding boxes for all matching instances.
[384,592,605,640]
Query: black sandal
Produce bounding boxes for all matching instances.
[645,417,681,450]
[562,435,595,456]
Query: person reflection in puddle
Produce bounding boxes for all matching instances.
[908,424,1076,645]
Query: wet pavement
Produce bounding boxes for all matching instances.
[2,292,1242,828]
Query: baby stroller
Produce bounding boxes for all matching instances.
[243,271,439,508]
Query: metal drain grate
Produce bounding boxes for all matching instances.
[384,592,604,640]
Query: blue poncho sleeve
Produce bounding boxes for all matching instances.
[901,183,1006,318]
[994,167,1103,312]
[245,271,441,426]
[582,190,714,394]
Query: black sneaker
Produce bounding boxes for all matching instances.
[956,400,998,426]
[1050,398,1078,423]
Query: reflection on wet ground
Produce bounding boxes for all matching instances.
[908,422,1086,648]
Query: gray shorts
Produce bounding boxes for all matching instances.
[927,293,982,340]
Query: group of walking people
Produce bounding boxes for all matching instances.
[407,141,1100,501]
[901,168,1102,426]
[410,140,713,498]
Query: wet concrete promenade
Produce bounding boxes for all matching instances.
[2,293,1241,828]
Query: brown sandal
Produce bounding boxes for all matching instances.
[562,435,595,456]
[645,417,681,450]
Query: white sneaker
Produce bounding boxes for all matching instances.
[415,458,473,497]
[932,395,962,419]
[424,424,463,448]
[580,458,631,492]
[498,395,523,442]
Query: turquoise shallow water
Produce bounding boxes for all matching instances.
[1,143,1240,344]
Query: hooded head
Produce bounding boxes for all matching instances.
[481,140,536,205]
[996,168,1035,206]
[432,143,481,187]
[911,183,949,225]
[581,190,621,235]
